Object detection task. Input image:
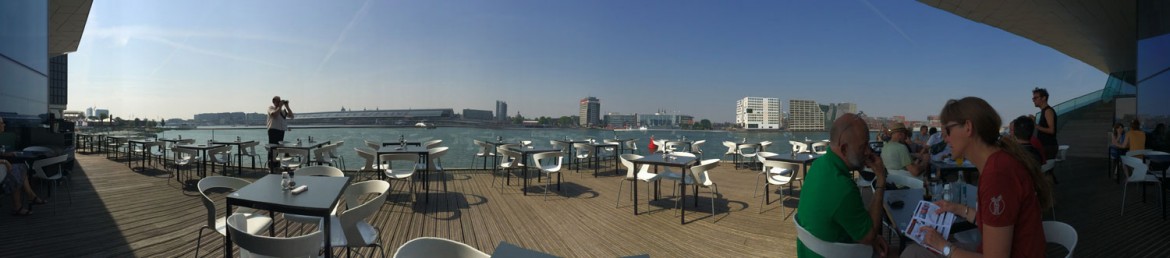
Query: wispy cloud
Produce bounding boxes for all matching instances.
[859,0,915,45]
[137,35,285,67]
[312,0,374,78]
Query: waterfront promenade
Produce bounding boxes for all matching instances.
[1,152,1166,256]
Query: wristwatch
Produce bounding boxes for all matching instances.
[942,243,953,257]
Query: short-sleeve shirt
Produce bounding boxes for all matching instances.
[267,105,289,131]
[796,148,872,257]
[977,150,1046,257]
[1126,130,1147,152]
[881,141,913,171]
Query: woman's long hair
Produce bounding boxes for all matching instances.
[939,97,1054,210]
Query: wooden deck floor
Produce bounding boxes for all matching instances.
[0,152,1167,257]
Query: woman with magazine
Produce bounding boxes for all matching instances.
[903,97,1053,257]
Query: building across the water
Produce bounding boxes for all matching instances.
[462,109,493,120]
[292,109,456,126]
[735,97,782,130]
[788,99,825,131]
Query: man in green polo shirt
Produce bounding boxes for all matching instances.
[796,113,889,257]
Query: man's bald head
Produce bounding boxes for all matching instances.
[830,113,870,170]
[831,113,868,144]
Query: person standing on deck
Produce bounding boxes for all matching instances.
[267,96,293,173]
[1032,88,1058,183]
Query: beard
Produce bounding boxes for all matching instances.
[846,150,866,171]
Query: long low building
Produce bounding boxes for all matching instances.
[291,109,455,125]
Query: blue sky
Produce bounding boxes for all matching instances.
[69,0,1105,123]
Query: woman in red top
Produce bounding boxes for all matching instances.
[917,97,1053,257]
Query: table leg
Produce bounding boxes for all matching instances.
[324,214,333,258]
[633,176,639,215]
[681,179,686,224]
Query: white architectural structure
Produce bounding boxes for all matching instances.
[735,97,781,129]
[788,99,825,131]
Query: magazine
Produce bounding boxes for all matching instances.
[902,200,956,253]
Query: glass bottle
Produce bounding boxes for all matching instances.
[281,171,291,191]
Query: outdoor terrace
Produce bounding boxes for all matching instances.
[0,152,1166,257]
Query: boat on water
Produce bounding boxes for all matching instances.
[415,122,437,129]
[614,126,648,132]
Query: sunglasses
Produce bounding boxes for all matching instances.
[942,122,962,136]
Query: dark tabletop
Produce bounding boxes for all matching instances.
[632,154,698,167]
[377,145,430,154]
[764,153,820,163]
[228,174,351,213]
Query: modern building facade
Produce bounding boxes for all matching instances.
[49,55,68,116]
[495,101,508,122]
[788,99,825,131]
[579,97,600,127]
[736,97,781,129]
[462,109,493,120]
[604,113,637,128]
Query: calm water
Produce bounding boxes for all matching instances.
[149,127,838,169]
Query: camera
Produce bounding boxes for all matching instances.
[282,100,290,104]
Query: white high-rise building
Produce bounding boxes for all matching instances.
[788,99,825,131]
[735,97,781,129]
[837,102,858,116]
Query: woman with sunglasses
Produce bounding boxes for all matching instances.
[904,97,1053,257]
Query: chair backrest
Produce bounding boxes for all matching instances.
[1126,149,1152,157]
[293,165,344,177]
[691,140,706,153]
[737,143,760,155]
[23,146,54,154]
[227,214,324,258]
[475,140,494,155]
[572,143,593,156]
[496,147,521,167]
[790,141,809,153]
[365,140,381,150]
[810,141,830,155]
[354,146,376,170]
[423,139,443,149]
[338,180,391,244]
[761,159,798,181]
[625,139,638,150]
[30,154,69,178]
[1120,155,1150,182]
[393,237,489,258]
[197,176,252,229]
[688,159,720,186]
[424,146,450,170]
[533,151,563,169]
[313,143,338,162]
[793,214,874,257]
[208,145,232,161]
[887,172,924,189]
[619,154,647,179]
[549,140,569,153]
[756,152,779,164]
[241,141,261,155]
[722,141,737,154]
[1043,221,1077,258]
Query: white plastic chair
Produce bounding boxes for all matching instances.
[30,154,71,202]
[752,152,785,197]
[319,180,391,257]
[721,141,737,161]
[624,139,638,154]
[493,146,523,189]
[736,143,761,170]
[1120,155,1162,216]
[393,237,489,258]
[793,214,873,257]
[365,139,382,150]
[238,141,262,169]
[758,140,772,153]
[533,151,565,199]
[382,153,419,203]
[472,140,496,170]
[677,159,721,217]
[195,176,272,258]
[1043,221,1078,258]
[423,139,443,149]
[417,146,450,193]
[653,139,668,154]
[207,145,233,176]
[1057,145,1070,162]
[690,140,706,159]
[789,140,809,154]
[758,158,796,214]
[226,213,323,258]
[171,146,200,180]
[355,147,392,180]
[572,143,594,171]
[616,154,664,211]
[272,148,309,171]
[810,141,829,155]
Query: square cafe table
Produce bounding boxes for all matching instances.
[631,154,698,223]
[225,174,351,258]
[552,139,591,169]
[589,142,621,177]
[507,146,563,195]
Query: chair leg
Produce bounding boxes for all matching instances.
[615,180,625,208]
[759,184,768,214]
[1122,182,1129,216]
[195,227,206,257]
